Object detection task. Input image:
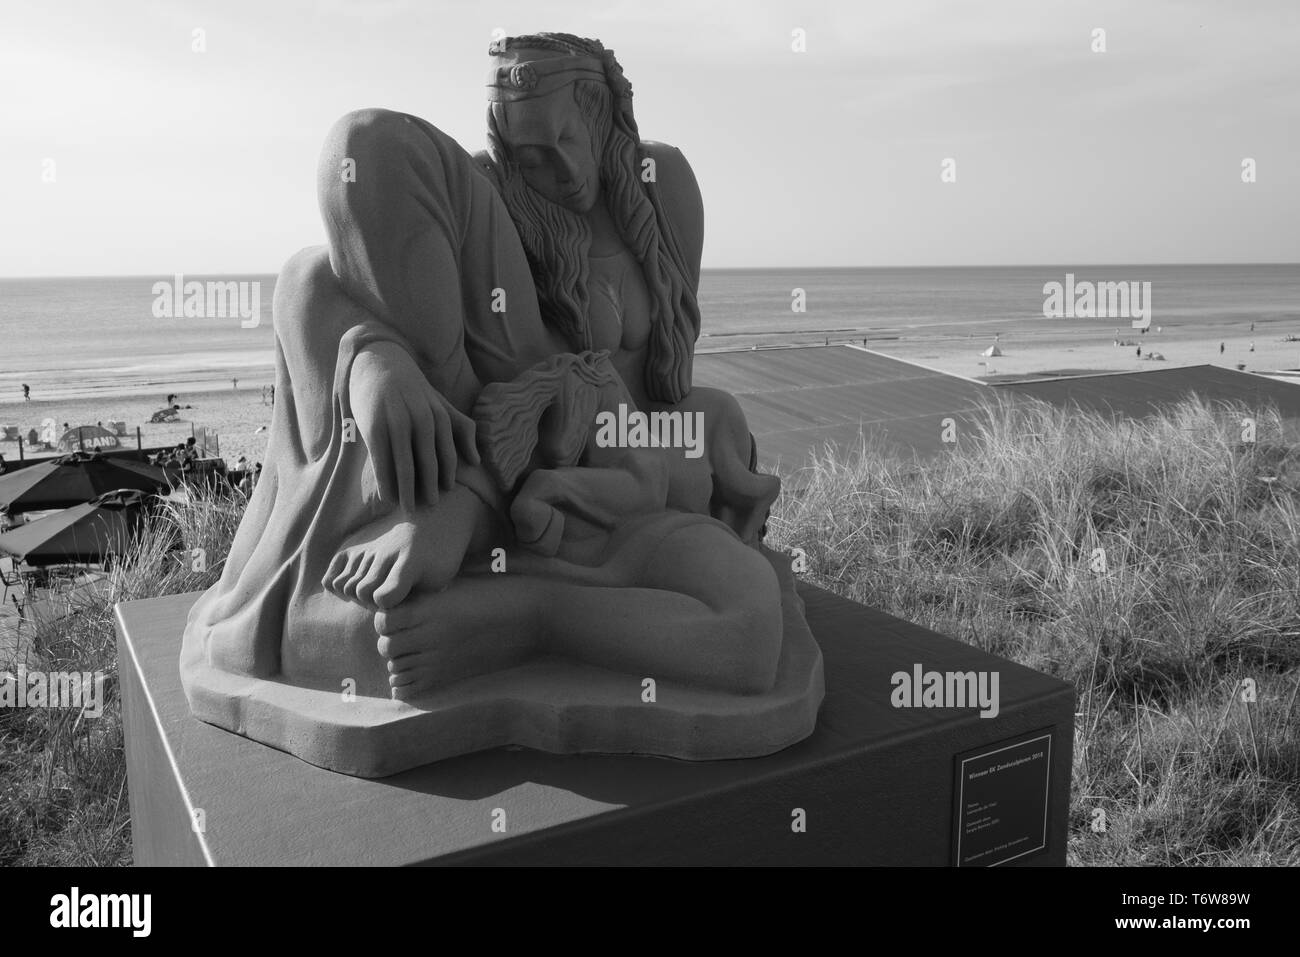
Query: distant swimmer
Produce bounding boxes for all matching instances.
[21,384,30,401]
[232,377,239,391]
[1220,342,1225,355]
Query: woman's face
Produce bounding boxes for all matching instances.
[501,90,601,214]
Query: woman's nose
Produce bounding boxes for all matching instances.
[554,148,580,185]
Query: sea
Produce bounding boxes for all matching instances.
[1,264,1297,401]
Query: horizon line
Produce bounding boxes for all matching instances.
[2,261,1298,281]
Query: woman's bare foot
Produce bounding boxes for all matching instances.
[322,485,488,610]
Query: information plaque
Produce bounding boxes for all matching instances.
[952,730,1053,867]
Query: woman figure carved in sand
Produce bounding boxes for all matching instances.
[186,34,787,704]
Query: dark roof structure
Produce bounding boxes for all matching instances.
[991,365,1300,420]
[693,346,998,472]
[693,348,1300,475]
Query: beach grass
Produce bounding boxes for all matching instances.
[4,395,1298,865]
[768,394,1300,865]
[0,490,244,866]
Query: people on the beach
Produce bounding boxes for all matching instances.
[21,384,30,401]
[1220,342,1225,354]
[231,377,238,391]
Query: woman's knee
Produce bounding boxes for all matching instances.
[318,110,465,216]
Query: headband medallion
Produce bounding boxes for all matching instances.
[487,52,607,102]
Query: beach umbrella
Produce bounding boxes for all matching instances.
[982,344,1003,357]
[0,452,169,514]
[57,424,121,453]
[0,489,150,566]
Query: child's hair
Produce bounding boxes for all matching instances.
[473,350,623,491]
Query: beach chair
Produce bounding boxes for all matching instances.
[0,556,23,606]
[2,426,18,441]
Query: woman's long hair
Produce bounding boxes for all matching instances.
[486,33,700,404]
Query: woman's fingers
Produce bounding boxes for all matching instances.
[410,400,440,506]
[423,380,478,470]
[429,400,457,492]
[364,414,395,507]
[450,406,481,466]
[387,405,416,511]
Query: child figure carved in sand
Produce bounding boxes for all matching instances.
[321,349,782,699]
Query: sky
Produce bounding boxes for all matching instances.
[1,0,1297,276]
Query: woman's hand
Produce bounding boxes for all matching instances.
[348,340,480,510]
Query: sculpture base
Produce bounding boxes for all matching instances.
[117,583,1074,866]
[178,547,825,777]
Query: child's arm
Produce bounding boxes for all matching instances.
[510,447,669,553]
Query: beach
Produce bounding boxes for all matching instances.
[853,315,1300,383]
[3,265,1298,470]
[0,380,277,470]
[3,313,1298,475]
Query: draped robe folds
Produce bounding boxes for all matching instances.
[182,107,773,701]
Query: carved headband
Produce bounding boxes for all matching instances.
[486,55,608,102]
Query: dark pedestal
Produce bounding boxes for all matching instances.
[116,586,1074,865]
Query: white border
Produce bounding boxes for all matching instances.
[955,732,1052,868]
[116,605,216,867]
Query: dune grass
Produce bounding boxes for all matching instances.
[766,394,1300,865]
[3,395,1298,866]
[0,490,244,866]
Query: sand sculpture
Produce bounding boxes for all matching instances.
[181,33,824,776]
